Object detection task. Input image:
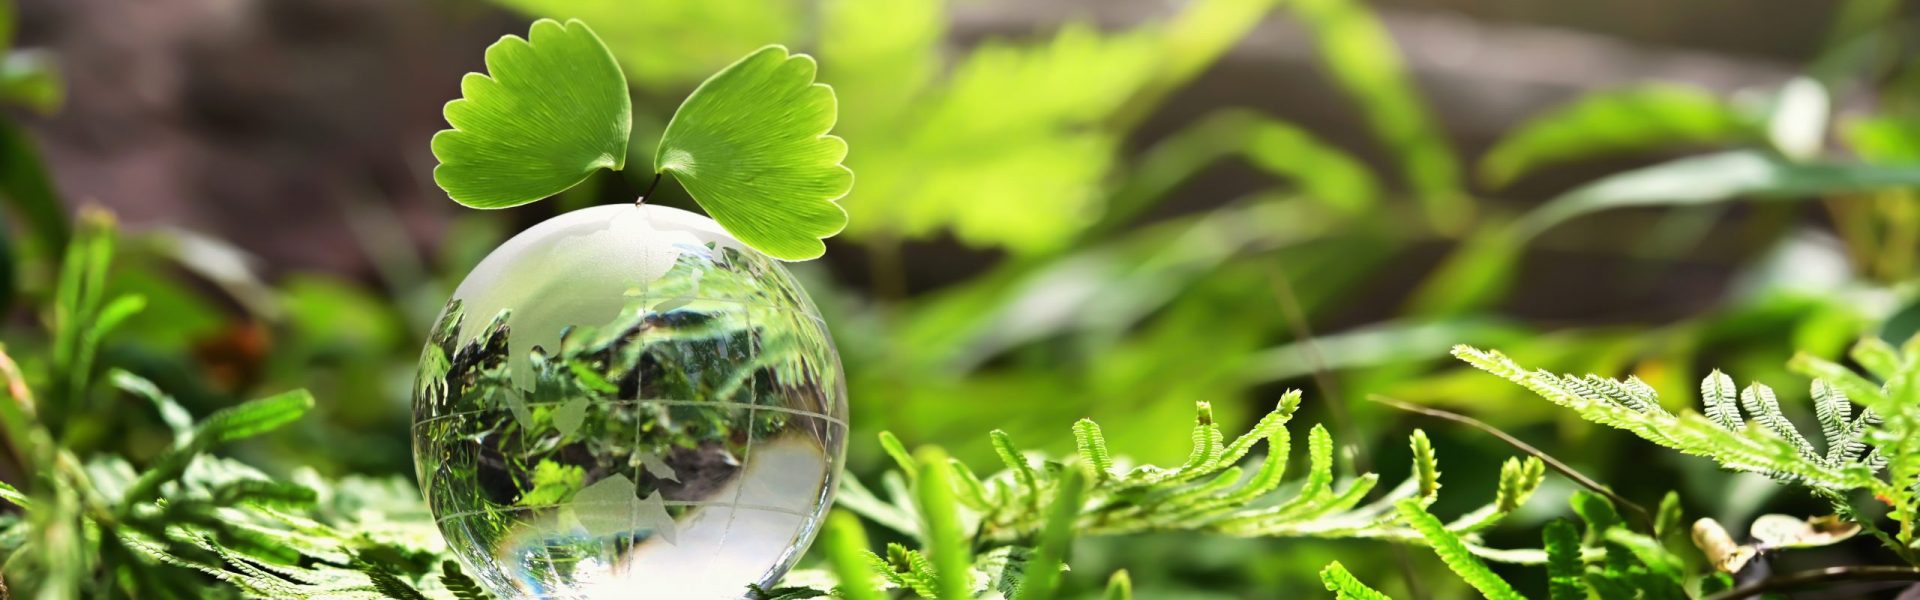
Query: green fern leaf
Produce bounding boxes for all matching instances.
[1395,499,1524,600]
[441,561,493,600]
[1701,370,1743,432]
[1104,570,1134,600]
[1739,383,1819,461]
[1851,337,1903,380]
[1411,429,1441,501]
[1543,519,1584,600]
[879,431,918,481]
[1320,561,1392,600]
[1074,419,1115,479]
[992,430,1041,506]
[1496,457,1546,514]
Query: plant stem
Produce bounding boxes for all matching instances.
[1265,265,1428,599]
[1368,394,1659,534]
[635,172,663,206]
[1707,565,1920,600]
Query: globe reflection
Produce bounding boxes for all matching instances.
[411,205,847,599]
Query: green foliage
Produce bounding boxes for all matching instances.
[0,213,476,599]
[1011,467,1087,600]
[432,19,850,260]
[1102,570,1132,600]
[656,45,852,260]
[1514,150,1920,239]
[823,512,886,600]
[914,446,974,600]
[1397,499,1524,600]
[1479,84,1752,188]
[1287,0,1466,231]
[803,392,1547,598]
[1542,520,1583,600]
[1327,492,1696,600]
[492,0,798,89]
[432,19,631,209]
[1457,337,1920,562]
[1320,561,1390,600]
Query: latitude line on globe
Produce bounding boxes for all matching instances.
[433,501,813,524]
[413,399,848,428]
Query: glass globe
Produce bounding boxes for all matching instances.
[411,204,847,599]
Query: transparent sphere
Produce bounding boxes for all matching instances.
[411,204,847,599]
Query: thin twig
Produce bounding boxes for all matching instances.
[1266,266,1425,599]
[1368,394,1658,534]
[1707,565,1920,600]
[1265,266,1364,472]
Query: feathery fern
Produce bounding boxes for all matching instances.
[1324,491,1695,599]
[1456,338,1920,562]
[0,214,482,599]
[796,390,1549,598]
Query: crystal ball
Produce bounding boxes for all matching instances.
[411,204,847,599]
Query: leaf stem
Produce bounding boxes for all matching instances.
[1368,394,1658,534]
[1706,565,1920,599]
[636,172,663,207]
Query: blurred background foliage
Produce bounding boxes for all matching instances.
[5,0,1920,596]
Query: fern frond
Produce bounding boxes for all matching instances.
[1319,561,1392,600]
[1073,419,1115,480]
[1543,520,1584,600]
[1411,429,1441,502]
[439,561,493,600]
[1739,383,1819,461]
[1700,370,1743,432]
[1396,500,1524,600]
[840,392,1546,579]
[1851,337,1902,380]
[1455,345,1879,492]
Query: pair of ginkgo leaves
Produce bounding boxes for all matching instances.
[432,19,851,262]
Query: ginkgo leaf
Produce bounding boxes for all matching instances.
[432,19,631,209]
[655,45,852,261]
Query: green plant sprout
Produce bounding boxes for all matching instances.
[0,212,488,599]
[430,19,852,261]
[755,392,1550,598]
[1321,491,1715,600]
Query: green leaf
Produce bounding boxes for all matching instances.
[197,388,316,444]
[655,45,851,261]
[493,0,801,91]
[913,447,971,600]
[1395,499,1523,600]
[1014,467,1088,600]
[1410,429,1441,500]
[1516,150,1920,240]
[1479,84,1749,188]
[1319,561,1392,600]
[431,18,631,209]
[0,49,63,114]
[0,479,27,509]
[441,561,494,600]
[1570,490,1622,540]
[1543,520,1584,600]
[1844,115,1920,163]
[0,118,68,255]
[1288,0,1468,232]
[1104,570,1133,600]
[822,512,885,600]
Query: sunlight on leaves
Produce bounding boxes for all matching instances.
[432,19,631,209]
[493,0,800,90]
[656,45,851,261]
[1518,150,1920,239]
[1480,84,1752,188]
